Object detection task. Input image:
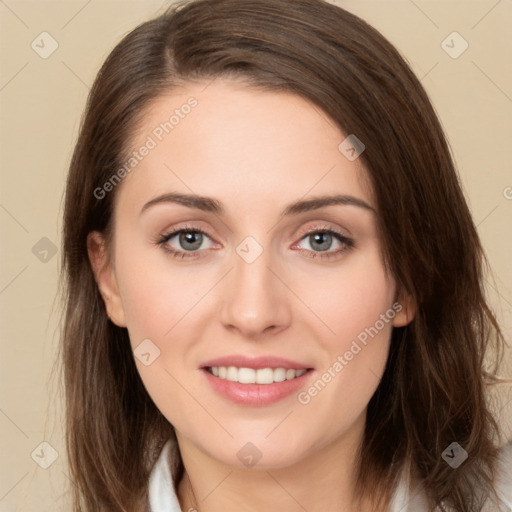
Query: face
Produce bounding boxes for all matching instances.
[88,79,413,469]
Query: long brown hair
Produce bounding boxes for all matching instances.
[59,0,509,510]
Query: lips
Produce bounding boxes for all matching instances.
[200,354,314,370]
[201,365,315,406]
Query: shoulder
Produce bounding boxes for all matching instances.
[389,441,512,512]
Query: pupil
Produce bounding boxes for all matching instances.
[180,231,202,251]
[311,232,331,251]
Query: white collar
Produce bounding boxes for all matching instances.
[148,437,512,512]
[148,439,182,512]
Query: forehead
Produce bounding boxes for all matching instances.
[115,79,374,217]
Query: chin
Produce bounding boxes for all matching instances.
[206,438,309,471]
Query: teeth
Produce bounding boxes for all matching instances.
[208,366,307,384]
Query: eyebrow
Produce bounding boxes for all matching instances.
[139,192,375,217]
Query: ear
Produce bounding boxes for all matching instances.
[87,231,127,328]
[392,287,416,328]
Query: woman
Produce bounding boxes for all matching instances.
[60,0,512,511]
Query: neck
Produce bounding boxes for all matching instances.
[175,412,386,512]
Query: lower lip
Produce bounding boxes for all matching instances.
[201,368,314,406]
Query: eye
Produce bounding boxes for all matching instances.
[154,223,355,261]
[155,225,216,259]
[293,225,355,260]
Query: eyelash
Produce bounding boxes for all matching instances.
[154,224,355,261]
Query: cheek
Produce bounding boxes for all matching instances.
[113,246,205,422]
[114,238,207,345]
[299,249,396,344]
[294,251,395,425]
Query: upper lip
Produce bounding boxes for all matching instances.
[200,355,313,370]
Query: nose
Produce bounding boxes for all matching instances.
[219,244,292,339]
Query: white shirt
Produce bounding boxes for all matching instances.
[148,437,512,512]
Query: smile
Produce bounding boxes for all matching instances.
[202,366,315,406]
[206,366,308,384]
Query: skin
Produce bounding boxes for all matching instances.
[88,79,415,512]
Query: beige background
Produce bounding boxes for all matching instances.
[1,1,511,510]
